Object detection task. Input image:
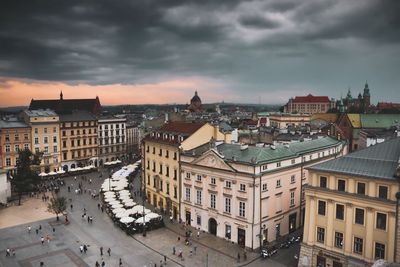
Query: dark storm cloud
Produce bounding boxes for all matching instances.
[0,0,399,101]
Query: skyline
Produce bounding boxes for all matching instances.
[1,0,399,107]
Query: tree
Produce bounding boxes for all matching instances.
[47,196,67,221]
[10,149,42,205]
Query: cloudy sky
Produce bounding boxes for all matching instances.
[0,0,399,106]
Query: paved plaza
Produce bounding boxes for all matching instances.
[0,167,299,267]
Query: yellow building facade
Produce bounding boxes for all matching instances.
[142,122,232,220]
[22,110,61,173]
[299,138,400,267]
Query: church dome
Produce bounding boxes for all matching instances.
[191,91,201,103]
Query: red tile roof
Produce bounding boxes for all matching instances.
[160,121,205,134]
[292,94,330,103]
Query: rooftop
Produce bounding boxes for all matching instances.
[187,136,343,165]
[0,119,29,129]
[24,109,58,117]
[292,94,331,103]
[159,121,205,135]
[308,138,400,180]
[59,110,97,122]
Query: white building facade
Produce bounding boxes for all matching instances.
[180,137,347,250]
[98,117,127,165]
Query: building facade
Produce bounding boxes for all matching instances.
[269,113,311,129]
[98,116,126,165]
[0,119,31,175]
[142,122,232,220]
[284,94,335,114]
[60,111,98,170]
[299,138,400,267]
[180,137,346,250]
[21,109,61,173]
[126,123,141,159]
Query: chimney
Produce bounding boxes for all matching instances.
[165,113,169,123]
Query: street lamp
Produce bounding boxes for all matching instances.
[109,175,111,191]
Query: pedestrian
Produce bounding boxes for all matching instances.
[197,230,200,239]
[101,206,104,213]
[189,250,193,257]
[119,258,123,266]
[6,248,10,257]
[70,204,73,211]
[194,245,197,255]
[101,260,105,267]
[87,216,90,223]
[107,247,111,256]
[41,236,45,245]
[237,252,240,263]
[97,203,101,210]
[46,234,50,243]
[100,246,103,256]
[68,186,70,192]
[83,244,87,254]
[172,246,175,255]
[11,249,15,256]
[52,227,55,233]
[79,245,84,253]
[39,224,42,230]
[164,255,167,264]
[28,225,31,233]
[40,261,44,267]
[36,228,39,235]
[95,261,100,267]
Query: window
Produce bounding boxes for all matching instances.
[357,183,366,195]
[375,243,385,260]
[318,201,326,216]
[62,130,66,137]
[337,179,346,191]
[53,127,57,133]
[5,134,9,142]
[34,137,39,145]
[63,141,66,148]
[197,215,201,226]
[24,133,29,140]
[166,166,169,177]
[159,180,163,192]
[276,179,281,188]
[24,144,29,150]
[5,158,11,166]
[173,152,177,160]
[63,153,67,160]
[185,188,191,201]
[262,183,268,191]
[225,225,231,239]
[34,128,38,134]
[165,150,169,158]
[14,134,19,141]
[53,146,57,153]
[239,184,246,192]
[196,174,202,182]
[174,169,177,180]
[225,180,231,188]
[210,194,216,209]
[53,136,57,143]
[376,213,387,230]
[317,227,325,243]
[354,237,363,254]
[319,176,327,188]
[71,130,74,136]
[35,147,39,154]
[225,197,231,213]
[5,145,10,152]
[44,147,48,153]
[239,201,245,217]
[378,186,388,199]
[355,208,364,225]
[211,177,216,185]
[276,162,281,167]
[291,175,295,184]
[196,190,202,205]
[152,162,156,172]
[159,163,162,174]
[335,232,343,249]
[336,204,344,220]
[14,145,19,152]
[186,172,191,179]
[44,128,47,134]
[174,186,177,199]
[152,147,155,154]
[290,191,295,207]
[159,148,162,156]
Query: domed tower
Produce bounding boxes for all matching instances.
[363,81,371,111]
[188,91,203,112]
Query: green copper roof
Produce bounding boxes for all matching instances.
[360,114,400,128]
[189,136,343,165]
[308,138,400,180]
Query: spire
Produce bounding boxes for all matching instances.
[365,80,369,89]
[60,91,63,100]
[195,91,198,96]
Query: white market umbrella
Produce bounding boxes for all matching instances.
[39,172,48,177]
[124,202,136,207]
[112,208,126,214]
[111,203,123,209]
[115,212,128,218]
[135,216,151,224]
[48,171,57,176]
[120,217,134,224]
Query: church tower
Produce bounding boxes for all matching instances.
[363,81,371,111]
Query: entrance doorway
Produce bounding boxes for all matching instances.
[289,212,297,233]
[185,211,191,225]
[173,206,178,220]
[238,228,246,247]
[317,256,326,267]
[153,195,157,206]
[208,218,217,235]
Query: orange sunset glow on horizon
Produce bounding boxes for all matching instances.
[0,77,237,107]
